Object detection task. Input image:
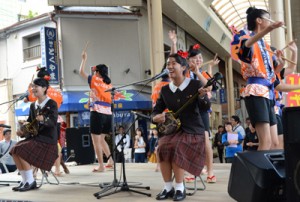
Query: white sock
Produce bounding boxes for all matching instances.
[19,170,26,184]
[24,169,34,184]
[163,181,173,192]
[175,182,184,192]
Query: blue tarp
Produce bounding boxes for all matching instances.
[15,90,152,116]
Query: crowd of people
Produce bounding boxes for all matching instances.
[0,6,299,202]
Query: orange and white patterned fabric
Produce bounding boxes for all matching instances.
[239,35,277,99]
[89,75,112,115]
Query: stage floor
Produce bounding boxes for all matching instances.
[0,163,235,202]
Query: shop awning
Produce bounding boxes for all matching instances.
[15,90,152,116]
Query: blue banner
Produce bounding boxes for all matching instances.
[40,26,59,84]
[114,111,133,123]
[219,89,227,104]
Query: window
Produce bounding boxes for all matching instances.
[23,34,41,61]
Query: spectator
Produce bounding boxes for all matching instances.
[213,126,225,163]
[115,126,131,163]
[0,129,17,173]
[222,122,243,163]
[134,128,146,163]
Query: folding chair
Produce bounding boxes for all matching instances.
[0,156,9,174]
[185,175,206,196]
[36,169,60,188]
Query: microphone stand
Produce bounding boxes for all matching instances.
[93,76,158,199]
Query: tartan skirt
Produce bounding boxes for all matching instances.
[157,131,206,176]
[10,139,58,171]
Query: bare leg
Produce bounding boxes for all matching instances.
[270,124,279,149]
[54,153,62,175]
[160,161,173,182]
[99,134,114,165]
[278,135,284,149]
[91,134,105,171]
[205,131,214,177]
[255,122,272,150]
[172,163,184,183]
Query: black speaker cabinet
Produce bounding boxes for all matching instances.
[283,107,300,202]
[66,127,95,165]
[228,150,286,202]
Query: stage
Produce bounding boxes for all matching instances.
[0,163,234,202]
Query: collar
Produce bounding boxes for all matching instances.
[169,78,191,93]
[35,96,50,110]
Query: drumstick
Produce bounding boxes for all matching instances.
[281,39,297,52]
[83,41,89,52]
[263,48,297,65]
[200,60,214,68]
[262,17,287,29]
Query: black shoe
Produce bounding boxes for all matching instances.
[156,188,175,200]
[18,181,37,192]
[12,182,24,191]
[173,190,186,201]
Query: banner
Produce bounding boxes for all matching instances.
[286,74,300,107]
[40,26,59,84]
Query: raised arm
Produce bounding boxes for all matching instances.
[79,51,88,80]
[168,30,177,55]
[283,41,298,76]
[245,21,284,48]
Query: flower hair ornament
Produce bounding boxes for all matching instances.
[177,50,188,59]
[193,44,200,50]
[44,75,51,81]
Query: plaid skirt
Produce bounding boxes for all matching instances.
[10,139,58,171]
[157,131,205,176]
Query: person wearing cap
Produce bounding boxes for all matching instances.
[0,129,17,173]
[79,50,114,172]
[10,77,58,192]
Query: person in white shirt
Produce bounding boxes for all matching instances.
[231,115,246,138]
[115,126,131,163]
[0,129,17,173]
[134,128,146,163]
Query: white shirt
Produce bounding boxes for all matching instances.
[169,78,191,93]
[115,133,131,152]
[0,139,17,165]
[134,136,145,153]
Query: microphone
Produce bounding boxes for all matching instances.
[132,111,151,120]
[18,91,29,101]
[152,69,169,80]
[0,124,11,128]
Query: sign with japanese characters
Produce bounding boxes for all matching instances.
[286,74,300,107]
[40,26,59,84]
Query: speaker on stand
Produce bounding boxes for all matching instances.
[66,127,95,165]
[228,150,286,202]
[283,106,300,202]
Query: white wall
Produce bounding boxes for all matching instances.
[59,16,144,90]
[1,21,55,95]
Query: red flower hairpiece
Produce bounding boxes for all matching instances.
[193,44,200,50]
[44,75,51,81]
[177,50,188,59]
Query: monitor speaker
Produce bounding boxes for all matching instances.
[66,127,95,165]
[228,150,285,202]
[283,106,300,202]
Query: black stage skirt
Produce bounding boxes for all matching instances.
[10,138,58,171]
[157,131,206,176]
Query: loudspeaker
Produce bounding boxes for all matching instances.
[228,150,286,202]
[66,127,95,165]
[283,107,300,202]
